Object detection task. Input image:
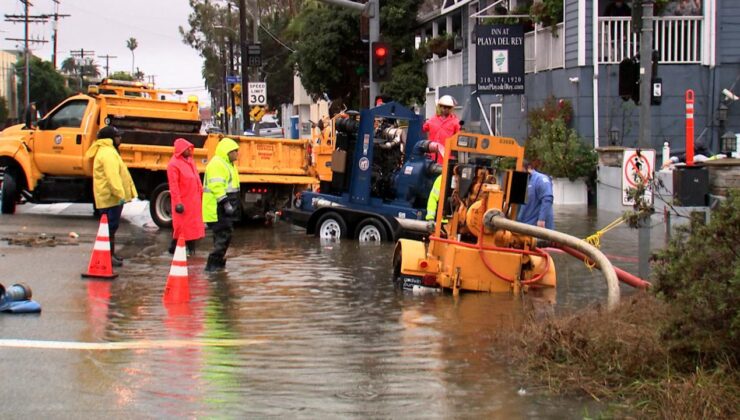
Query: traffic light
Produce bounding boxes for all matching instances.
[372,42,392,82]
[619,57,640,104]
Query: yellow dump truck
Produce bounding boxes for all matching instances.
[0,79,317,227]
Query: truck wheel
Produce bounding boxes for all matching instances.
[355,218,387,242]
[149,183,173,228]
[316,211,348,239]
[1,170,19,214]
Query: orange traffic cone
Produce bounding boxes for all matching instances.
[163,236,190,304]
[81,214,118,280]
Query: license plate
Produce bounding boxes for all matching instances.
[244,193,262,203]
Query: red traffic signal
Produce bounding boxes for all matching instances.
[371,42,391,82]
[374,45,387,59]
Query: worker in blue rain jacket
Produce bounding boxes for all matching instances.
[517,159,554,229]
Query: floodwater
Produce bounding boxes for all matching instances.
[2,204,667,417]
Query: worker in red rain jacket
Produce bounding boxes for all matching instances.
[422,95,461,163]
[167,138,205,255]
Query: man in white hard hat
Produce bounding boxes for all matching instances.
[423,95,461,163]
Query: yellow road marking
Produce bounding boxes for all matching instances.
[0,338,264,350]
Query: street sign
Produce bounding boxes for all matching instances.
[247,43,262,67]
[226,75,241,84]
[622,149,655,205]
[248,82,267,105]
[249,105,266,122]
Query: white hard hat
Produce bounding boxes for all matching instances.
[437,95,456,107]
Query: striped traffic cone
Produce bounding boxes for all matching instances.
[81,214,118,280]
[163,236,190,304]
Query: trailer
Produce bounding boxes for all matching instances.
[283,102,442,242]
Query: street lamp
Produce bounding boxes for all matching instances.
[721,131,737,157]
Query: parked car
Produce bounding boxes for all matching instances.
[244,117,284,138]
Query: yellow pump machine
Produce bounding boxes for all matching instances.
[393,132,557,295]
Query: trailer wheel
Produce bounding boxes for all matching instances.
[149,183,172,228]
[355,218,387,243]
[316,211,348,239]
[1,169,19,214]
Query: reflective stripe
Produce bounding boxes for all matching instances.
[93,240,110,251]
[226,187,239,193]
[203,188,212,193]
[207,177,226,183]
[168,265,188,277]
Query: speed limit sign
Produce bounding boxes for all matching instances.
[248,82,267,105]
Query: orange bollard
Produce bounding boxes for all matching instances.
[81,214,118,280]
[163,236,190,304]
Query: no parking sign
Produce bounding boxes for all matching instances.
[622,149,655,205]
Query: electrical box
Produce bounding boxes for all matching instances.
[673,166,708,206]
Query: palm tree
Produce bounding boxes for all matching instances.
[126,37,138,74]
[60,57,78,75]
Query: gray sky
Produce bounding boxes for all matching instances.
[1,0,208,103]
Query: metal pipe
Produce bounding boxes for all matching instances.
[484,211,620,310]
[313,198,344,209]
[394,218,428,233]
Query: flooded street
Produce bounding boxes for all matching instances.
[0,204,666,417]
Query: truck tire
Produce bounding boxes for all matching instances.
[316,211,348,239]
[149,183,173,228]
[355,218,388,242]
[1,170,19,214]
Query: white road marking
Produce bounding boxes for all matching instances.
[0,338,264,350]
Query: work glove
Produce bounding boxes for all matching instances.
[223,201,236,217]
[426,220,435,232]
[118,199,126,205]
[175,204,185,214]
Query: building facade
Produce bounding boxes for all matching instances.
[0,50,21,122]
[417,0,740,154]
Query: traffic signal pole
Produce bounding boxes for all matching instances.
[318,0,378,103]
[638,0,654,280]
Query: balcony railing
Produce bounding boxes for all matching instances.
[525,23,565,73]
[425,51,464,88]
[598,16,703,64]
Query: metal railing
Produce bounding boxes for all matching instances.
[525,23,565,73]
[598,16,703,64]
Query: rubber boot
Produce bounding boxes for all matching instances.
[205,254,220,272]
[168,238,177,254]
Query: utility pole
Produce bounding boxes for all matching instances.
[97,54,117,77]
[638,0,654,280]
[49,1,70,69]
[5,1,50,110]
[239,0,250,133]
[70,48,95,91]
[228,4,236,135]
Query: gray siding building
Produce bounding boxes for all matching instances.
[417,0,740,154]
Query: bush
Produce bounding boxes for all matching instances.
[525,97,597,181]
[652,191,740,368]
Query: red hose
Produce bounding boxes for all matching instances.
[553,244,651,290]
[429,234,551,285]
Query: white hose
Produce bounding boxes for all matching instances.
[484,210,620,311]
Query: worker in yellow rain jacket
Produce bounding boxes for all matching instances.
[202,138,241,271]
[84,126,137,267]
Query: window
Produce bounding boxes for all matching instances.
[46,100,88,130]
[490,104,503,136]
[258,122,278,130]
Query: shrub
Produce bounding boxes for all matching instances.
[525,97,597,181]
[652,190,740,368]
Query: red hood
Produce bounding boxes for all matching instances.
[173,138,194,157]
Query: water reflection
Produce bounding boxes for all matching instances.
[74,207,657,417]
